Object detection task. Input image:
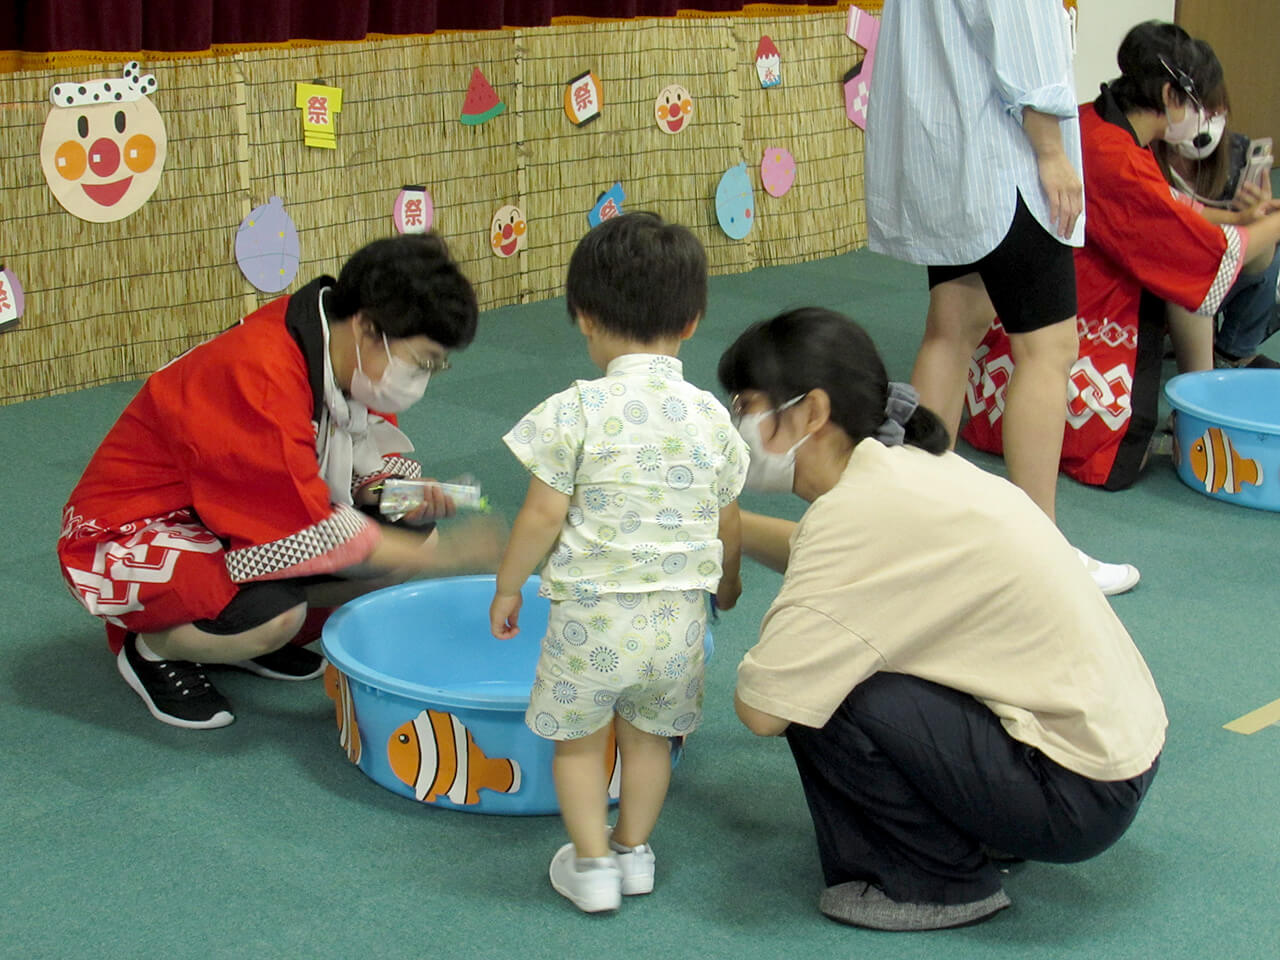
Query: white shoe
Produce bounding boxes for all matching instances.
[1076,549,1140,596]
[548,843,621,913]
[608,830,656,895]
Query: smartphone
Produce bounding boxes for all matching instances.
[1244,137,1273,192]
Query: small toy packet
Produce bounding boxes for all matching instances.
[379,478,488,521]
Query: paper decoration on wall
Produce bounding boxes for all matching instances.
[490,204,527,258]
[844,6,880,130]
[295,83,343,149]
[39,61,167,223]
[755,36,781,88]
[393,186,433,234]
[715,163,754,240]
[654,84,693,135]
[565,71,602,126]
[236,196,300,293]
[0,265,23,331]
[761,148,796,198]
[461,68,505,126]
[588,183,625,227]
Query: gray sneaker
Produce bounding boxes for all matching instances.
[819,881,1011,931]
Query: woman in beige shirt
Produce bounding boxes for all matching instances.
[718,308,1165,932]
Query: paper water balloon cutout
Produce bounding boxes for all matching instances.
[844,6,880,129]
[755,36,781,88]
[588,183,625,227]
[393,186,433,234]
[236,197,301,293]
[490,204,527,258]
[715,163,754,240]
[0,264,24,331]
[40,61,167,223]
[296,82,343,149]
[461,68,505,126]
[565,71,602,126]
[654,84,693,135]
[761,148,796,198]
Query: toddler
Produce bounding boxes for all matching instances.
[489,213,747,913]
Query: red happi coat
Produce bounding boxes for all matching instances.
[963,90,1245,489]
[57,284,386,641]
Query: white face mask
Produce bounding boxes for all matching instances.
[1175,112,1226,159]
[349,331,431,413]
[734,395,808,494]
[1164,100,1206,146]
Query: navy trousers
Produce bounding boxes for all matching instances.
[785,673,1159,905]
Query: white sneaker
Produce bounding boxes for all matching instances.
[1076,549,1140,596]
[548,843,621,913]
[609,831,656,896]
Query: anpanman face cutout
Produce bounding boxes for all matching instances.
[654,84,693,135]
[40,62,167,223]
[490,204,527,258]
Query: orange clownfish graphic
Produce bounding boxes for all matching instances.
[1187,427,1263,495]
[388,709,521,805]
[324,665,362,765]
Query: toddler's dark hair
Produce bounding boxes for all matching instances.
[566,212,707,341]
[718,307,949,454]
[331,233,478,349]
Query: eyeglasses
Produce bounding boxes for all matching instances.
[402,347,451,375]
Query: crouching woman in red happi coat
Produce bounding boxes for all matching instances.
[57,234,503,729]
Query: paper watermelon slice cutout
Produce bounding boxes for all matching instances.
[461,67,505,126]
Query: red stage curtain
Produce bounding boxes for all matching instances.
[3,1,841,53]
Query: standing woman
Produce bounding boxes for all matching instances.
[58,234,501,730]
[720,309,1166,931]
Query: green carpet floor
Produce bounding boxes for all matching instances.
[3,248,1277,959]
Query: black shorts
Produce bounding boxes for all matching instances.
[192,578,324,635]
[927,192,1077,335]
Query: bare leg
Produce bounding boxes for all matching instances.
[1167,303,1214,373]
[1004,318,1078,522]
[611,717,673,848]
[142,603,307,663]
[911,275,998,447]
[553,725,613,859]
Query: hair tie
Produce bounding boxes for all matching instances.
[875,381,919,447]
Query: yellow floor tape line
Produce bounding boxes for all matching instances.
[1224,698,1280,735]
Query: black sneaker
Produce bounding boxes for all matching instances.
[229,644,326,681]
[116,633,234,729]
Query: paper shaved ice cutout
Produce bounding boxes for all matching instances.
[755,36,781,88]
[654,84,693,135]
[588,183,625,227]
[40,61,167,223]
[715,163,754,241]
[565,71,602,126]
[393,186,433,234]
[0,264,24,331]
[236,196,300,293]
[490,204,527,258]
[461,68,506,126]
[761,148,796,198]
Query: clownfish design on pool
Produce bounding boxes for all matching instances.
[1184,426,1263,495]
[388,709,522,805]
[324,665,362,765]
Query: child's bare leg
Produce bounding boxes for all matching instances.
[612,717,673,847]
[553,725,613,858]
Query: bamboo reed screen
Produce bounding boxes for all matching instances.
[0,7,877,404]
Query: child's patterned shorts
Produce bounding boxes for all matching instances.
[525,589,707,741]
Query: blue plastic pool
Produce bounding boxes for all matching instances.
[1164,370,1280,511]
[321,575,711,815]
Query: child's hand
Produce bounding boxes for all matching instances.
[715,574,742,612]
[490,591,522,639]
